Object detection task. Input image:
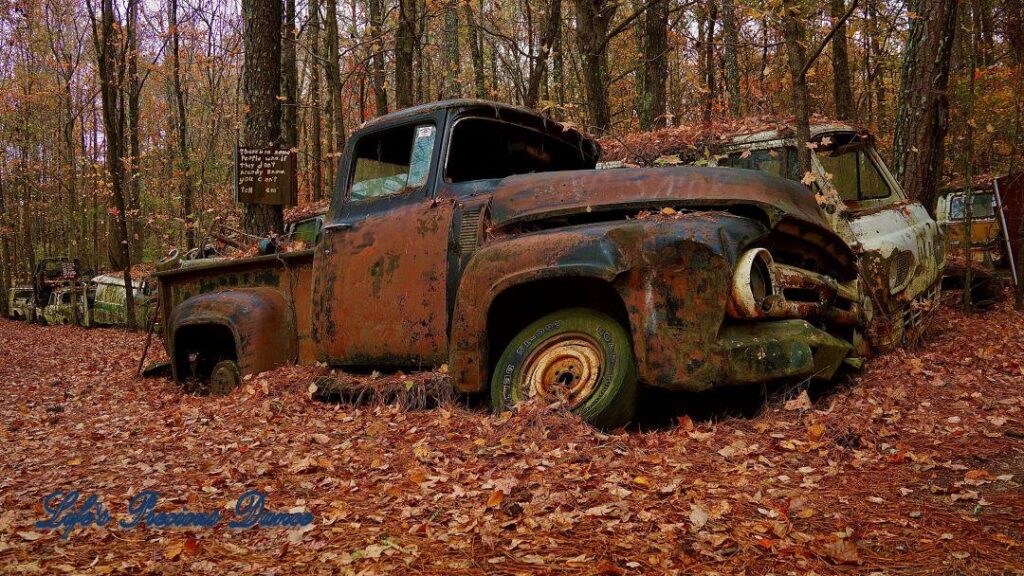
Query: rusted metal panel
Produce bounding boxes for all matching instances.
[449,212,856,394]
[312,199,454,366]
[489,166,831,232]
[156,250,315,373]
[169,288,296,377]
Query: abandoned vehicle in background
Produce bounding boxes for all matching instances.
[41,286,79,326]
[936,173,1023,287]
[86,274,155,328]
[155,100,944,428]
[604,120,946,349]
[31,257,80,323]
[7,287,35,322]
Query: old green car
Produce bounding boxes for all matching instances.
[89,274,155,328]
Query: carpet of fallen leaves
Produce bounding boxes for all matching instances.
[1,294,1023,575]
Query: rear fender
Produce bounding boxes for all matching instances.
[169,287,297,380]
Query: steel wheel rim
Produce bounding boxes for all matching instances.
[521,333,604,408]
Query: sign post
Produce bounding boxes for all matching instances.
[234,146,298,206]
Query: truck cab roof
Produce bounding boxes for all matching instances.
[356,99,600,162]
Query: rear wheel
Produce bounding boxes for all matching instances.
[209,360,241,396]
[491,308,637,429]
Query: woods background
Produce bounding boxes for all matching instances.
[0,0,1021,290]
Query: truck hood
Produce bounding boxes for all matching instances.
[488,166,830,231]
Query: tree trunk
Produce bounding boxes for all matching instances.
[892,0,957,211]
[781,0,812,175]
[126,0,142,263]
[638,0,668,129]
[241,0,284,236]
[1005,0,1024,65]
[962,11,977,312]
[720,0,741,117]
[324,0,345,151]
[282,0,299,149]
[368,0,389,114]
[88,0,137,328]
[701,1,717,124]
[441,0,461,98]
[464,0,486,98]
[0,168,10,317]
[573,0,615,132]
[552,7,564,108]
[309,0,324,200]
[866,0,885,127]
[525,0,562,108]
[396,0,418,107]
[830,0,855,120]
[169,0,196,250]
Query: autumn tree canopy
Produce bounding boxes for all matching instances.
[0,0,1021,285]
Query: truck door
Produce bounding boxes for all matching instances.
[313,121,455,366]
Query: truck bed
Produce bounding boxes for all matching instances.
[154,249,317,365]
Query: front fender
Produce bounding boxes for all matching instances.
[450,224,629,393]
[449,215,769,393]
[169,287,297,379]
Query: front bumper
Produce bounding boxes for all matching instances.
[718,319,852,385]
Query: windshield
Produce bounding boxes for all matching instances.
[815,141,892,202]
[718,147,799,181]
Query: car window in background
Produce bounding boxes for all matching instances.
[719,148,798,181]
[949,192,996,220]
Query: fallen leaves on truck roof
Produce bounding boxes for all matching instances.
[1,292,1022,574]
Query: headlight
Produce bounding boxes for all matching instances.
[728,249,776,319]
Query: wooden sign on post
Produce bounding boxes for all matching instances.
[60,260,79,280]
[234,146,298,205]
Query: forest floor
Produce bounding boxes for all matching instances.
[1,292,1023,575]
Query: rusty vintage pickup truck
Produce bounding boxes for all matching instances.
[156,100,940,428]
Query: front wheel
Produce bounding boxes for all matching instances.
[490,308,637,429]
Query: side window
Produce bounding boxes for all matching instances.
[62,292,71,304]
[350,124,436,201]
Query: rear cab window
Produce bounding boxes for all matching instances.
[719,148,798,181]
